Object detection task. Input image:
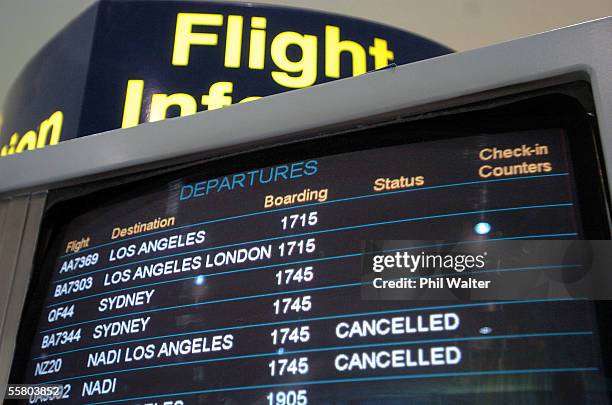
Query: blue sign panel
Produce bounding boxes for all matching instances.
[0,0,451,159]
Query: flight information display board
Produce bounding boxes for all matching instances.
[16,129,610,404]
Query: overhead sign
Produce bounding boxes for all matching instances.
[0,0,451,158]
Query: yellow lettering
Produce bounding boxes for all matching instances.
[225,15,243,68]
[202,82,233,110]
[16,130,37,153]
[325,25,366,78]
[150,93,197,122]
[369,38,394,69]
[271,32,317,88]
[172,13,223,66]
[0,110,65,158]
[4,133,18,156]
[249,17,266,70]
[37,111,63,147]
[239,96,261,103]
[121,80,144,128]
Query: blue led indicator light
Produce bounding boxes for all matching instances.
[474,222,491,235]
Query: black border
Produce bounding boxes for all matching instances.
[9,81,612,400]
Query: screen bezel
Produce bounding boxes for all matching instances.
[9,81,612,398]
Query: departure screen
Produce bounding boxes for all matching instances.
[16,129,610,404]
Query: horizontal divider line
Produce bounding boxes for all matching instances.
[53,202,573,284]
[42,330,593,384]
[35,297,584,358]
[60,173,569,259]
[83,366,598,405]
[47,231,579,308]
[46,259,581,318]
[41,233,578,333]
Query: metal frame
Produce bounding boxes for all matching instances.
[0,18,610,197]
[0,16,610,392]
[0,194,46,390]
